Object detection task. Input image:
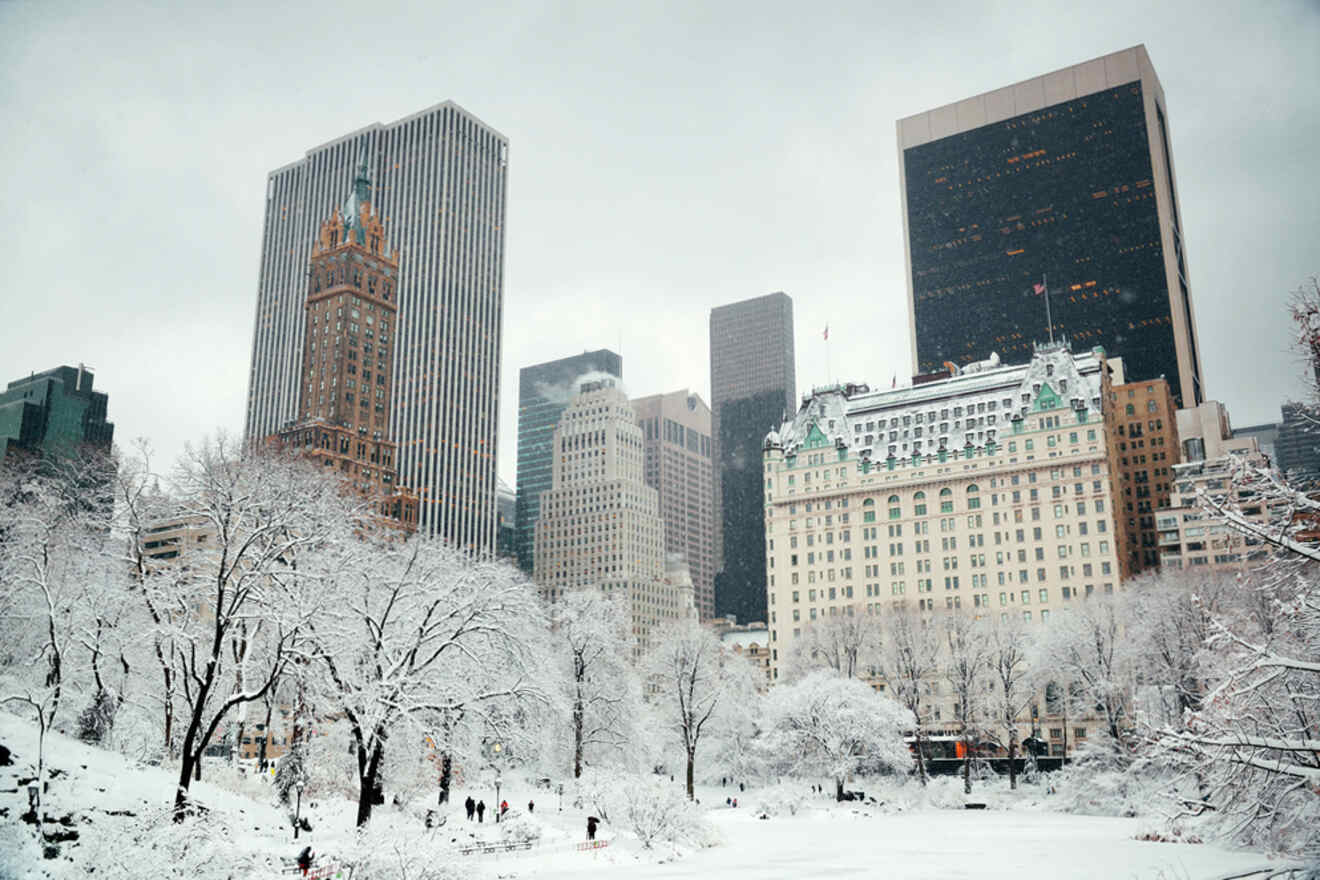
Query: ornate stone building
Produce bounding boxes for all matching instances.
[275,156,416,526]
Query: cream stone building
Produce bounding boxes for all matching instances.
[1158,400,1269,573]
[762,342,1127,683]
[533,379,683,657]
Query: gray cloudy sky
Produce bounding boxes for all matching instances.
[2,0,1317,487]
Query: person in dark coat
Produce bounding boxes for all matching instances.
[465,796,475,820]
[528,800,535,813]
[586,815,599,841]
[476,800,486,823]
[296,846,314,876]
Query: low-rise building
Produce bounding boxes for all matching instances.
[1158,401,1268,573]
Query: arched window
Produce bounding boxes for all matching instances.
[966,484,981,510]
[862,497,876,523]
[888,495,901,520]
[939,487,954,513]
[914,491,928,517]
[1125,404,1135,416]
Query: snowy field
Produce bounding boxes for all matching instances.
[0,711,1282,880]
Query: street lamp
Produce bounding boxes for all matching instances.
[485,740,506,824]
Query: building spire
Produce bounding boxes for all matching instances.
[339,146,374,243]
[353,147,371,206]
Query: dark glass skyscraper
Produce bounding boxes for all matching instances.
[514,349,622,572]
[0,365,113,460]
[898,45,1204,407]
[710,292,795,624]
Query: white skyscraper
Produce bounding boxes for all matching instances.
[534,379,682,657]
[245,102,507,551]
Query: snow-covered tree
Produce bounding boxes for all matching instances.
[312,539,547,826]
[762,669,913,799]
[875,608,940,784]
[0,450,117,831]
[144,435,354,816]
[1156,449,1320,858]
[550,590,640,778]
[984,611,1033,789]
[1034,593,1134,753]
[644,619,756,798]
[942,612,991,794]
[782,613,882,681]
[1126,568,1236,729]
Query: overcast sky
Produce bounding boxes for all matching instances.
[2,0,1317,487]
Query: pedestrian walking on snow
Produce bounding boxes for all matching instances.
[476,800,486,823]
[587,815,599,841]
[528,800,535,813]
[465,796,475,820]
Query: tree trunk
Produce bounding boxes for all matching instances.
[438,752,452,804]
[1007,728,1018,790]
[257,699,274,770]
[572,697,585,779]
[962,731,972,795]
[356,740,384,827]
[913,727,928,786]
[685,751,695,800]
[835,777,844,802]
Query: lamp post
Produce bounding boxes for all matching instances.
[484,740,506,824]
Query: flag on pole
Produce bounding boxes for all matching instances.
[1033,282,1046,295]
[823,324,829,341]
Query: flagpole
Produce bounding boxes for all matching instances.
[1043,273,1054,344]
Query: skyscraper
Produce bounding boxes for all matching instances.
[533,378,682,657]
[632,389,715,619]
[272,155,416,525]
[0,365,113,460]
[710,292,796,624]
[898,45,1204,407]
[515,349,622,572]
[245,101,507,551]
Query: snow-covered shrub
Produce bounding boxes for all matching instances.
[1048,743,1164,818]
[615,774,718,850]
[344,824,478,880]
[86,805,268,879]
[751,784,807,818]
[76,689,118,744]
[499,807,542,844]
[921,775,971,810]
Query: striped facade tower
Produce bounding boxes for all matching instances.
[245,102,508,552]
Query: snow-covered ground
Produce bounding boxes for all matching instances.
[0,711,1282,879]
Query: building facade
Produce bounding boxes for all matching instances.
[515,350,623,572]
[710,292,796,625]
[632,389,716,619]
[1110,378,1180,574]
[0,366,113,460]
[1158,401,1268,573]
[532,379,681,657]
[496,477,516,559]
[1274,402,1320,485]
[245,102,507,551]
[272,157,415,524]
[898,45,1204,408]
[763,343,1125,683]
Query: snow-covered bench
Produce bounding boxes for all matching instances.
[455,840,534,856]
[277,858,345,878]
